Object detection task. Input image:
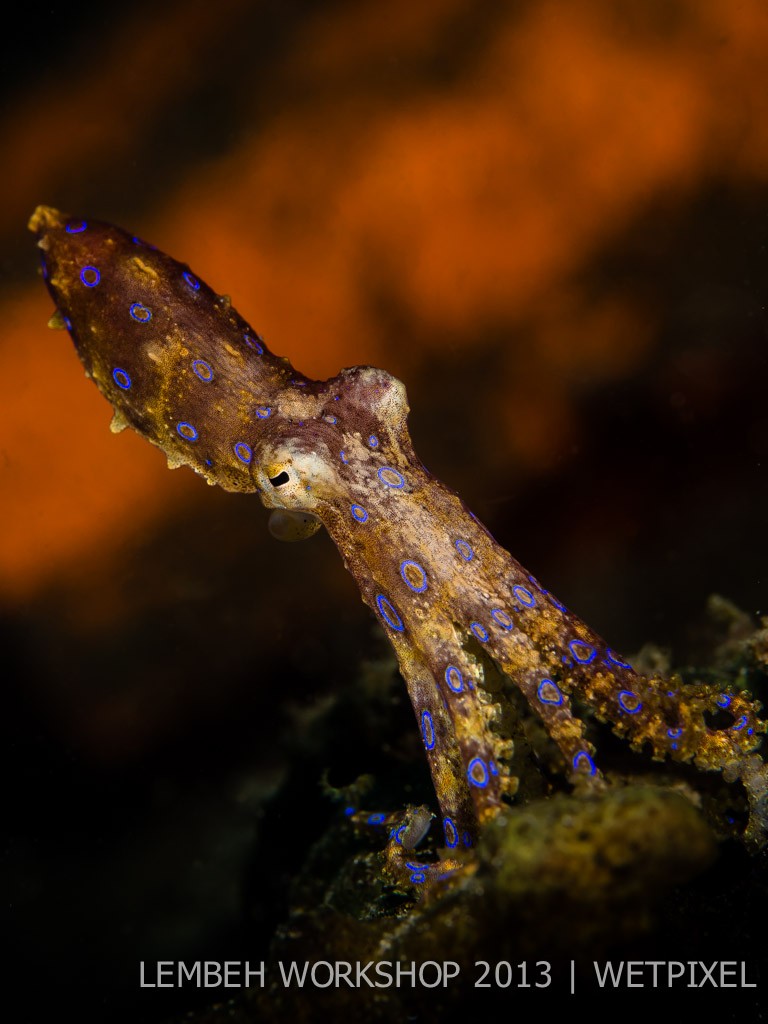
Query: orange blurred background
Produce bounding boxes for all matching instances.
[3,1,768,1014]
[1,0,767,756]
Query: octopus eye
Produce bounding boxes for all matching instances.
[269,471,290,487]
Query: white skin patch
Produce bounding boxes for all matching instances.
[254,444,342,510]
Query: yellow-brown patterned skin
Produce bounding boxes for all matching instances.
[29,206,768,860]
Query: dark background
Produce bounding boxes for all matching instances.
[2,2,767,1021]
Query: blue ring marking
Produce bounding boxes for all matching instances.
[351,504,368,523]
[540,586,568,612]
[112,368,131,390]
[462,832,473,848]
[234,442,252,464]
[717,694,732,709]
[467,757,489,788]
[324,414,338,425]
[732,714,748,732]
[409,871,426,884]
[569,639,597,664]
[491,608,513,630]
[573,751,597,775]
[367,813,386,825]
[66,221,87,233]
[378,466,405,488]
[421,710,436,750]
[344,806,355,817]
[182,271,200,290]
[63,317,72,330]
[176,421,198,441]
[489,760,498,775]
[376,594,404,632]
[444,665,464,693]
[244,333,264,354]
[455,538,474,561]
[537,679,564,706]
[129,302,152,322]
[392,824,407,845]
[192,359,214,382]
[605,649,632,669]
[443,818,459,848]
[400,559,428,593]
[470,622,489,642]
[255,406,271,419]
[41,258,49,280]
[512,585,536,607]
[340,450,349,463]
[368,435,379,448]
[667,727,683,738]
[618,690,642,714]
[80,266,100,287]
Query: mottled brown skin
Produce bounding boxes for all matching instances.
[29,206,768,866]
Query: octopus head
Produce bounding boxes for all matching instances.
[253,438,343,542]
